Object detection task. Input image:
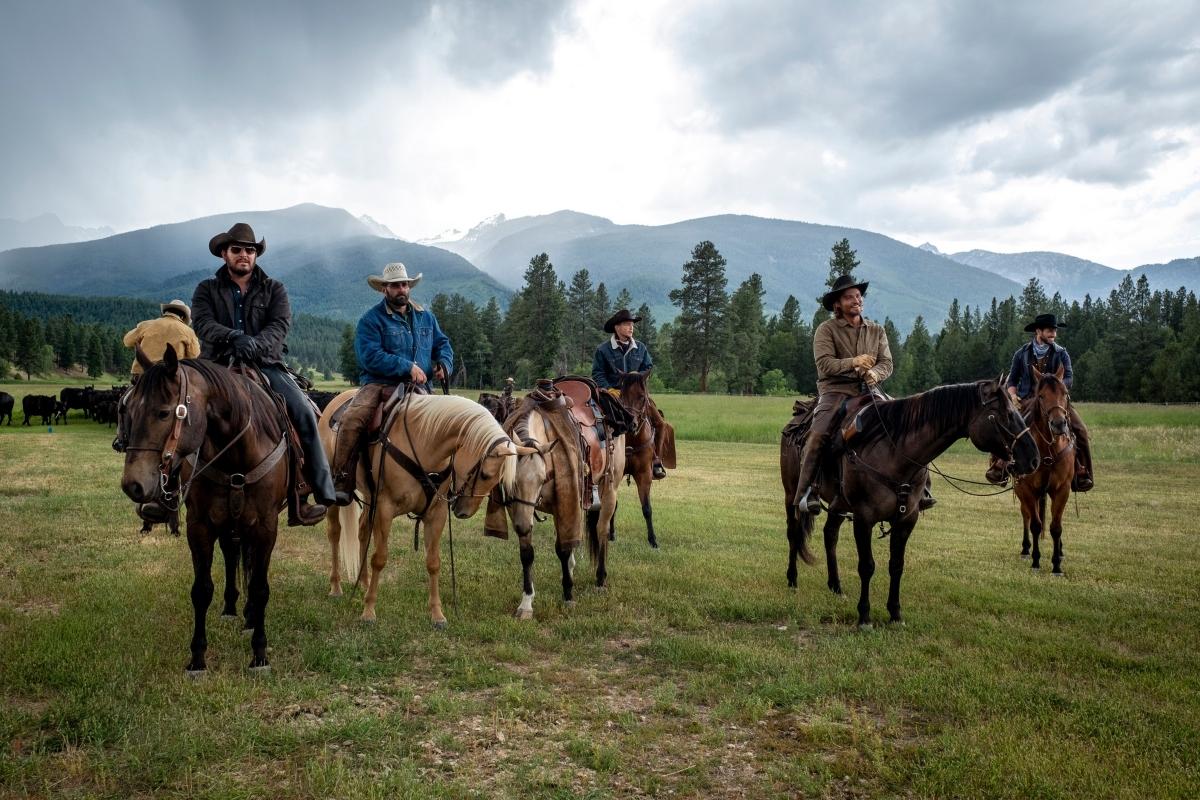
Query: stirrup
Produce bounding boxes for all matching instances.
[919,487,937,511]
[796,486,822,515]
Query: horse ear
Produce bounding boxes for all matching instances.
[642,368,653,378]
[514,444,539,457]
[135,344,154,371]
[1055,364,1065,380]
[1031,365,1043,382]
[163,344,178,376]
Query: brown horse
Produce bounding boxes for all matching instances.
[1015,366,1075,574]
[781,377,1041,626]
[485,396,625,619]
[120,346,289,673]
[615,370,670,548]
[318,391,526,626]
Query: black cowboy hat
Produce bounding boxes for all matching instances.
[603,308,642,334]
[1024,313,1067,332]
[208,222,266,258]
[821,274,869,311]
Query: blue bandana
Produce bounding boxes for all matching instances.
[1031,340,1050,359]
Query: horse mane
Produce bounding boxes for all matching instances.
[403,394,516,493]
[618,371,647,391]
[138,358,282,440]
[871,382,983,435]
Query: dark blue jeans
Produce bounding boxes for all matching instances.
[261,365,336,502]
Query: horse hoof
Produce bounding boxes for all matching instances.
[185,668,206,680]
[858,622,874,630]
[328,589,343,598]
[889,619,906,627]
[648,541,659,550]
[1051,572,1065,578]
[249,664,271,675]
[432,619,448,631]
[359,617,376,626]
[563,599,576,609]
[1031,566,1040,572]
[221,613,239,621]
[1020,553,1030,559]
[514,608,534,621]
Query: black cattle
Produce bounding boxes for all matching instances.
[61,386,95,419]
[307,389,339,412]
[0,391,13,425]
[22,394,57,426]
[93,399,119,427]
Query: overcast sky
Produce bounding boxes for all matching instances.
[2,0,1198,267]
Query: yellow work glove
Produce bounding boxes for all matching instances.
[863,368,881,386]
[851,354,876,371]
[605,387,621,399]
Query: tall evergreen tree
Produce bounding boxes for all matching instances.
[592,283,611,337]
[614,287,633,313]
[566,269,598,370]
[339,325,360,384]
[904,316,940,392]
[86,332,105,378]
[827,238,860,286]
[669,240,729,392]
[724,273,766,394]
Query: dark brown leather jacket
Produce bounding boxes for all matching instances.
[191,265,291,366]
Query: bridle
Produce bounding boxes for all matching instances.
[983,391,1036,463]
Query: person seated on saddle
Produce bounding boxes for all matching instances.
[122,299,201,383]
[190,222,338,526]
[328,262,454,506]
[986,313,1094,492]
[795,274,936,514]
[591,308,668,479]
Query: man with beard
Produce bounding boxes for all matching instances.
[328,262,454,504]
[190,222,337,526]
[794,274,936,514]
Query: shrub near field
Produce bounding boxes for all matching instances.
[0,391,1198,799]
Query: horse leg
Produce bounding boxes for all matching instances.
[636,471,657,549]
[1030,493,1045,571]
[1020,499,1032,558]
[785,503,799,588]
[361,497,394,624]
[825,515,844,595]
[852,517,875,627]
[1049,486,1069,576]
[186,520,216,674]
[218,532,240,618]
[423,506,448,629]
[515,526,536,620]
[326,495,343,597]
[608,499,617,542]
[556,539,575,606]
[244,527,276,671]
[586,502,609,590]
[885,522,915,624]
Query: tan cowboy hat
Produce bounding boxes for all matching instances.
[367,262,423,292]
[160,299,192,325]
[208,222,266,257]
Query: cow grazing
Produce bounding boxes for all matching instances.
[61,386,95,419]
[0,391,13,425]
[22,394,57,426]
[306,389,339,412]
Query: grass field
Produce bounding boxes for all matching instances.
[1,379,1198,798]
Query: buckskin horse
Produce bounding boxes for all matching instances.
[1015,366,1075,575]
[615,370,674,549]
[318,391,526,626]
[119,346,289,673]
[780,376,1041,626]
[481,382,625,620]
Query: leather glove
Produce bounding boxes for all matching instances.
[863,367,881,386]
[233,334,259,362]
[851,354,876,371]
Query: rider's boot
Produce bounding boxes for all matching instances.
[793,429,828,516]
[652,458,667,480]
[984,455,1010,486]
[919,479,937,511]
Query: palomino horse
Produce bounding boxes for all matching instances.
[780,377,1041,626]
[318,391,525,626]
[615,370,672,549]
[485,393,625,620]
[1015,366,1075,575]
[120,346,289,673]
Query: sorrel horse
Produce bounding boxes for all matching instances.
[318,391,525,626]
[119,346,289,673]
[485,395,625,619]
[780,377,1041,626]
[615,370,672,549]
[1015,366,1075,574]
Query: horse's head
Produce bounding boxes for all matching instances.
[1032,365,1071,438]
[967,374,1040,477]
[451,437,534,519]
[617,369,651,419]
[120,345,207,505]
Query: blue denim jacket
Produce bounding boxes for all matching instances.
[1006,341,1073,399]
[355,299,454,385]
[591,336,654,389]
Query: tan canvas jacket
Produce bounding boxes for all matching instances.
[123,315,201,375]
[813,315,893,396]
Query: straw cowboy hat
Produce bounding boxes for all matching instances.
[821,274,870,311]
[1023,313,1068,332]
[208,222,266,257]
[160,299,192,325]
[603,308,642,334]
[367,262,423,292]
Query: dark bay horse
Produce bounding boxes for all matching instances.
[616,370,665,548]
[318,391,526,626]
[120,346,289,673]
[1015,366,1075,574]
[780,377,1041,626]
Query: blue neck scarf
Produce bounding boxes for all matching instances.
[1031,340,1050,359]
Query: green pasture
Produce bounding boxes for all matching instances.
[1,382,1198,798]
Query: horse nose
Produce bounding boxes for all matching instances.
[123,479,145,503]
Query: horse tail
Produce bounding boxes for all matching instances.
[788,503,816,566]
[338,501,363,583]
[586,504,601,563]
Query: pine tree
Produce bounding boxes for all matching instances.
[339,325,360,384]
[827,238,860,287]
[669,240,729,392]
[904,316,940,392]
[592,283,611,336]
[86,332,105,378]
[566,269,597,370]
[15,317,47,379]
[724,273,766,394]
[614,287,633,313]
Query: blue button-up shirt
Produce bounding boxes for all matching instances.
[355,299,454,385]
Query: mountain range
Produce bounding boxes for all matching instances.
[0,213,114,251]
[1,203,1196,329]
